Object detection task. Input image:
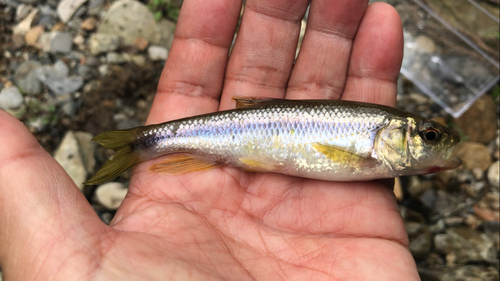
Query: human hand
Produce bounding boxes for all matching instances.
[0,0,420,280]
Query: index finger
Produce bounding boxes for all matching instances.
[147,0,242,125]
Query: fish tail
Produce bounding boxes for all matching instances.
[84,129,140,185]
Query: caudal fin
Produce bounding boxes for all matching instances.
[84,129,139,185]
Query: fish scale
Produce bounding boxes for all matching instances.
[84,98,461,185]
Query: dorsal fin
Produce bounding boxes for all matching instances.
[232,96,283,108]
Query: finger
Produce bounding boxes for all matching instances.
[218,0,310,110]
[286,0,369,100]
[0,110,107,274]
[147,0,242,124]
[342,3,403,106]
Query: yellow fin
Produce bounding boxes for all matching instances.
[232,96,282,108]
[150,154,218,175]
[312,143,376,168]
[85,129,140,185]
[239,157,281,172]
[84,146,139,185]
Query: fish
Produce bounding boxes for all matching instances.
[84,97,462,185]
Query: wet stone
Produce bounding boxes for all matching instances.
[14,60,42,95]
[57,0,86,23]
[49,32,73,53]
[148,45,168,61]
[488,161,499,188]
[88,0,104,16]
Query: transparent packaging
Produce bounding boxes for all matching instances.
[372,0,499,117]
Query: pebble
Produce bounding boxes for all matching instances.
[409,232,431,259]
[54,131,87,190]
[15,3,31,21]
[25,25,44,46]
[148,45,168,61]
[81,17,97,31]
[98,0,161,46]
[14,60,42,95]
[0,87,23,110]
[12,8,38,35]
[95,182,128,210]
[36,66,84,95]
[54,60,69,76]
[454,142,492,172]
[74,131,96,173]
[434,227,496,264]
[134,37,149,51]
[57,0,87,23]
[89,33,120,55]
[18,0,39,4]
[454,95,497,144]
[106,52,128,64]
[158,19,175,49]
[49,32,73,53]
[415,35,436,53]
[487,161,499,188]
[11,34,25,49]
[87,0,104,16]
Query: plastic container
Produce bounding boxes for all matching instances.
[372,0,499,117]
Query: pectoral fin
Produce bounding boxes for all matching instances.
[232,96,283,108]
[312,143,377,169]
[150,154,218,175]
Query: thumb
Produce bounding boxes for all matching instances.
[0,110,109,279]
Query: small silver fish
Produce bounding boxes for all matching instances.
[84,97,461,185]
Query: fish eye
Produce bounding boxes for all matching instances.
[419,123,442,144]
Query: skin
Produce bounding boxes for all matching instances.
[0,0,420,280]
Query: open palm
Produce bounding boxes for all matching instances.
[0,0,420,280]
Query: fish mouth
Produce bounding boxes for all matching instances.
[426,156,462,174]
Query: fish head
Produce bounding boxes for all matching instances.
[406,118,461,174]
[375,116,461,175]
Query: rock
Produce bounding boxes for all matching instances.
[25,25,44,46]
[87,0,104,16]
[18,0,39,3]
[434,227,496,264]
[14,60,42,95]
[77,65,97,80]
[419,189,460,221]
[54,131,87,190]
[53,59,69,76]
[95,182,128,210]
[48,32,73,53]
[57,0,87,23]
[0,87,23,110]
[12,8,38,35]
[409,232,432,260]
[148,45,168,61]
[488,161,499,188]
[11,34,25,49]
[74,131,96,173]
[117,117,140,130]
[81,17,97,30]
[393,177,403,202]
[37,66,83,95]
[415,35,436,53]
[418,266,499,281]
[15,3,31,21]
[134,36,148,51]
[454,142,492,172]
[473,204,499,222]
[454,95,497,144]
[106,52,129,64]
[131,55,146,66]
[158,19,175,49]
[98,0,160,46]
[89,33,120,55]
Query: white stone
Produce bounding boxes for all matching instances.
[57,0,87,23]
[0,87,23,110]
[13,8,38,35]
[89,33,120,55]
[54,131,87,190]
[488,161,499,188]
[148,45,168,61]
[95,182,128,210]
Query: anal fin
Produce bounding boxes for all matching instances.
[150,154,218,175]
[239,157,281,172]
